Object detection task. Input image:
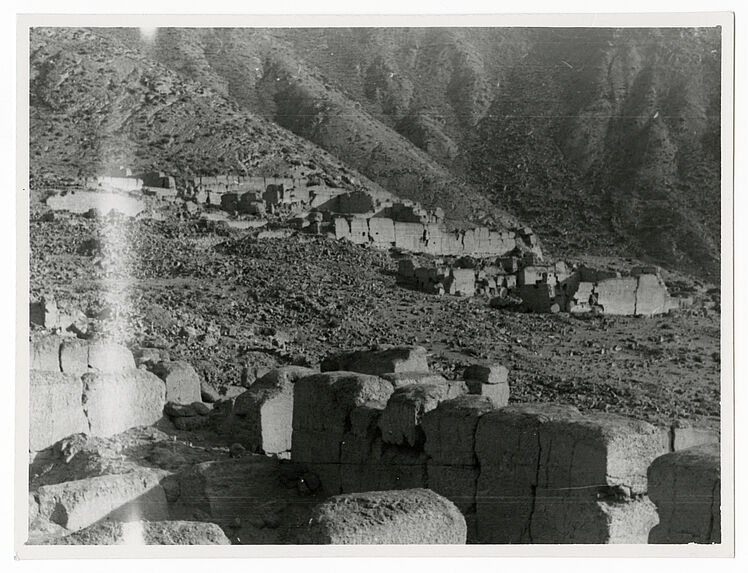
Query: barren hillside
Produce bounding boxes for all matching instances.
[31,26,722,278]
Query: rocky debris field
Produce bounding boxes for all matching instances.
[28,425,326,545]
[29,207,720,429]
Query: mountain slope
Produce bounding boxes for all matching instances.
[29,27,388,197]
[464,28,721,279]
[31,26,722,279]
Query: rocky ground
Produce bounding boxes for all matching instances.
[29,200,721,431]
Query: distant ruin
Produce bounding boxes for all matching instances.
[398,254,686,316]
[45,168,541,260]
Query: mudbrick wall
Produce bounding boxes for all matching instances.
[29,334,203,453]
[334,216,520,257]
[227,345,721,544]
[28,337,722,545]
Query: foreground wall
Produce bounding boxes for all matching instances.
[281,347,720,544]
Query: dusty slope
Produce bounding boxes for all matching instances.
[31,27,722,277]
[29,27,387,197]
[465,28,722,280]
[109,27,523,229]
[30,206,720,430]
[107,26,721,278]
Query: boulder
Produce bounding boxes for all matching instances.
[648,443,721,544]
[43,520,231,545]
[300,489,466,544]
[538,411,669,495]
[254,366,317,388]
[321,346,429,376]
[133,347,170,367]
[81,370,166,438]
[35,470,169,532]
[29,371,89,452]
[291,372,394,494]
[151,360,201,404]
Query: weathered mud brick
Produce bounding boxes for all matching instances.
[524,412,669,544]
[151,360,202,405]
[648,443,721,544]
[230,382,296,455]
[474,404,582,543]
[379,383,450,447]
[341,438,427,493]
[30,334,63,372]
[81,370,166,438]
[36,470,170,532]
[59,338,90,375]
[292,372,394,434]
[321,346,429,376]
[44,520,231,545]
[381,371,447,388]
[179,456,292,520]
[349,400,386,438]
[29,371,88,452]
[530,493,659,544]
[427,462,480,513]
[464,363,509,385]
[300,489,467,544]
[596,277,637,315]
[538,412,669,495]
[670,420,720,452]
[87,341,135,372]
[291,429,344,466]
[465,379,509,408]
[422,394,495,465]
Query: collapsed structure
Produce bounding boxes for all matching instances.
[28,338,721,545]
[398,254,684,316]
[44,167,541,260]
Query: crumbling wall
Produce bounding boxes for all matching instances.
[90,176,143,192]
[287,348,715,544]
[46,191,146,217]
[333,215,519,258]
[647,443,721,544]
[29,336,165,452]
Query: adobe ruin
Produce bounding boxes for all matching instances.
[27,340,721,545]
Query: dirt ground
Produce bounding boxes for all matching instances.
[28,205,721,431]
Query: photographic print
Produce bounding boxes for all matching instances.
[17,13,734,555]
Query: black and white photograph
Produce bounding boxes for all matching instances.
[15,11,734,556]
